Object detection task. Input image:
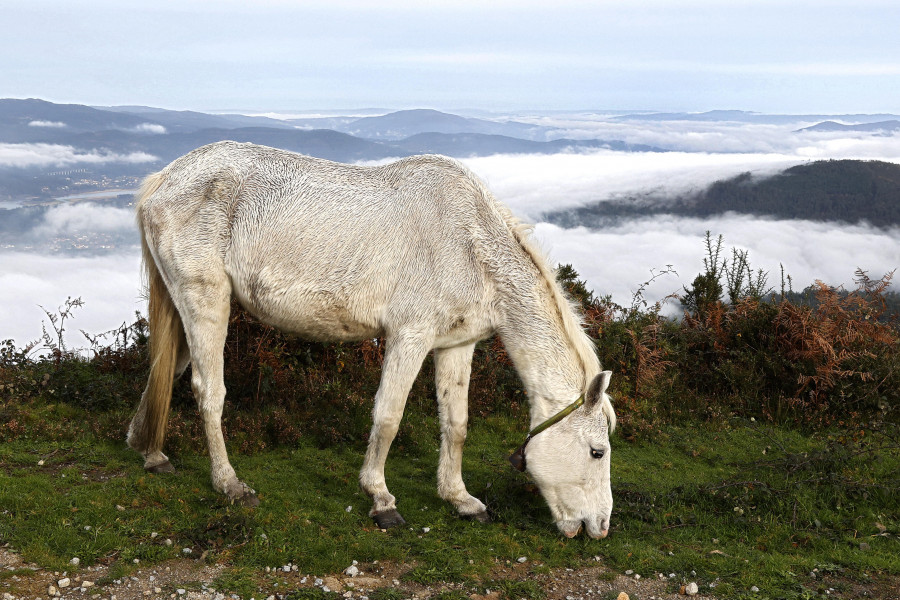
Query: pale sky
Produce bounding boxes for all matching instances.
[2,0,899,114]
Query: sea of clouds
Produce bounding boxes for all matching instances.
[0,143,156,169]
[2,117,899,349]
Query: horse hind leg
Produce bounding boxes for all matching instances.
[180,280,259,507]
[359,330,431,528]
[434,343,489,522]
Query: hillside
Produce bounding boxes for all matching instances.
[544,159,900,228]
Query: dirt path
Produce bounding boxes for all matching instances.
[4,545,897,600]
[1,546,718,600]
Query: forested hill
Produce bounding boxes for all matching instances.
[544,159,900,228]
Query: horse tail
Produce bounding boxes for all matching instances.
[127,171,185,455]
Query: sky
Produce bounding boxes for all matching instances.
[2,0,900,113]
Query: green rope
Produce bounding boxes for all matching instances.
[528,394,584,438]
[509,394,585,472]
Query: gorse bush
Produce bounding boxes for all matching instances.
[674,236,898,426]
[1,232,896,449]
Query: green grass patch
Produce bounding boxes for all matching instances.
[487,579,545,599]
[212,567,259,598]
[0,409,898,600]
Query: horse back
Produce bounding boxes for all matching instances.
[139,142,501,345]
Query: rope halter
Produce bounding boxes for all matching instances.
[508,394,584,472]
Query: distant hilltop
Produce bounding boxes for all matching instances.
[796,120,900,134]
[543,159,900,229]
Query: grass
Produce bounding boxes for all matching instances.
[0,404,898,600]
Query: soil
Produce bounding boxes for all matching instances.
[2,546,898,600]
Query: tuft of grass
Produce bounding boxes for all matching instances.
[405,562,467,584]
[368,589,406,600]
[211,567,258,598]
[487,579,544,600]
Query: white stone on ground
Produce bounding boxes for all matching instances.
[685,582,699,595]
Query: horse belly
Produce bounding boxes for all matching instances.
[230,268,383,342]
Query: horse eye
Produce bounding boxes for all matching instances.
[590,447,605,459]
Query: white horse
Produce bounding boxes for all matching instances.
[127,141,617,538]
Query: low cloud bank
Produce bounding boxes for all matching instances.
[28,120,67,128]
[130,123,167,134]
[533,216,900,311]
[511,114,900,157]
[2,203,139,252]
[33,203,136,238]
[0,251,143,349]
[0,143,157,168]
[462,151,805,220]
[2,213,895,348]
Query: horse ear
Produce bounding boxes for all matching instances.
[586,371,612,410]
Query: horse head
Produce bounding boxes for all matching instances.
[518,371,615,539]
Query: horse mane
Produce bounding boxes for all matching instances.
[507,216,617,431]
[457,162,616,431]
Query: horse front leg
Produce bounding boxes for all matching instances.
[434,343,489,522]
[359,330,431,528]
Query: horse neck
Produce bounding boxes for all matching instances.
[498,286,591,428]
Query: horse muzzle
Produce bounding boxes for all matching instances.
[559,516,610,539]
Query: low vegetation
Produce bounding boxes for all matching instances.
[1,233,898,600]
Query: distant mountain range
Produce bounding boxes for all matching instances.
[543,159,900,229]
[0,99,582,154]
[613,109,900,126]
[0,98,669,202]
[4,99,900,212]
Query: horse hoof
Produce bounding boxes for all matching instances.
[464,510,491,524]
[231,491,260,508]
[146,460,175,474]
[372,509,406,529]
